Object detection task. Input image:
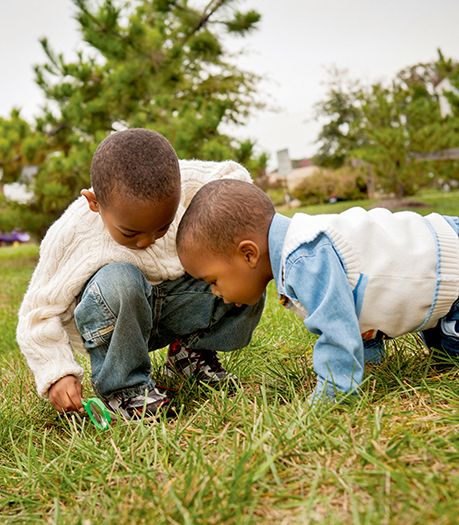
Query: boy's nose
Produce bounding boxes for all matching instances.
[136,235,154,249]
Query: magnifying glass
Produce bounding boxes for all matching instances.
[82,397,112,431]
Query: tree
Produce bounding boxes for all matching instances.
[0,110,51,233]
[5,0,266,236]
[314,51,459,197]
[312,68,364,168]
[0,110,47,194]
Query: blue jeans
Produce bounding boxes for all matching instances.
[74,263,264,398]
[421,298,459,356]
[363,335,386,364]
[422,215,459,356]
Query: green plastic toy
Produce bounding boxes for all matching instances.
[82,397,112,431]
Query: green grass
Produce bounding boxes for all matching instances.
[1,194,459,524]
[288,189,459,216]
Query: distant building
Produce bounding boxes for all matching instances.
[268,149,319,191]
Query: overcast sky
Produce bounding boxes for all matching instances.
[1,0,459,168]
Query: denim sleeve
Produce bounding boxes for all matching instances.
[284,238,364,400]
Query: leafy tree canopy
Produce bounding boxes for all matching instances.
[314,50,459,197]
[2,0,267,237]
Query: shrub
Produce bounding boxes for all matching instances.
[291,167,367,205]
[266,187,288,206]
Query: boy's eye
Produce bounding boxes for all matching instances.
[122,232,137,239]
[158,223,171,233]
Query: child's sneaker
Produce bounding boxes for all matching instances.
[420,323,459,371]
[102,386,172,420]
[165,340,235,384]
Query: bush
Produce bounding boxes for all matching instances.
[0,198,48,242]
[0,199,23,232]
[291,167,367,205]
[266,187,288,206]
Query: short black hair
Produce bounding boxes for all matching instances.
[177,179,275,255]
[90,128,180,206]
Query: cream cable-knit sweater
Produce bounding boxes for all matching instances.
[17,159,251,398]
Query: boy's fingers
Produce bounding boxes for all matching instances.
[51,391,81,412]
[48,376,83,413]
[51,400,65,412]
[76,380,83,400]
[66,389,83,412]
[48,392,63,411]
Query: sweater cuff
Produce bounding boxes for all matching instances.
[35,363,85,399]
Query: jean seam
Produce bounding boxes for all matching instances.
[151,287,164,337]
[155,287,214,298]
[83,324,116,346]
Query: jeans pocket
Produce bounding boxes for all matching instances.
[74,281,116,349]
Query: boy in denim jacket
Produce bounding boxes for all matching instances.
[176,179,459,401]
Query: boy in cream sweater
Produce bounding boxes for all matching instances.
[17,129,264,418]
[176,180,459,401]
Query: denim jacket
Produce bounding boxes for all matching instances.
[268,213,459,400]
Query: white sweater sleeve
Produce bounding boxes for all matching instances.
[17,207,100,398]
[179,160,252,209]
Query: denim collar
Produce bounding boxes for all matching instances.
[268,213,291,294]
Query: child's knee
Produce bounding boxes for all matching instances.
[74,263,149,339]
[94,262,145,289]
[87,263,149,308]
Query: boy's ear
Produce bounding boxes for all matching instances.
[81,189,100,213]
[237,240,260,269]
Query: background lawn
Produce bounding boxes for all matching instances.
[1,193,458,524]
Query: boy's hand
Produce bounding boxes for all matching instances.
[48,375,84,413]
